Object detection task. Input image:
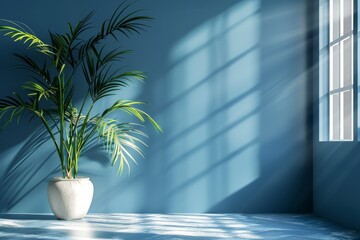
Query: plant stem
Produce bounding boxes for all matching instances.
[39,114,65,177]
[58,73,66,176]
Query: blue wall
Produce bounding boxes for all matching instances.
[0,0,312,213]
[313,143,360,230]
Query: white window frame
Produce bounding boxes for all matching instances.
[320,0,356,141]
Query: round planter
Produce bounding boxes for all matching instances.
[47,177,94,220]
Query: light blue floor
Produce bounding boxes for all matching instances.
[0,214,359,239]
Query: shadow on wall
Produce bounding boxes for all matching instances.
[208,0,312,213]
[138,0,261,212]
[135,0,312,213]
[0,124,58,212]
[0,31,57,211]
[0,0,312,213]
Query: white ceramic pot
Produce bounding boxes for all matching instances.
[48,177,94,220]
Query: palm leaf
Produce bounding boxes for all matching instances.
[78,2,152,60]
[22,81,54,101]
[0,23,53,55]
[97,118,148,174]
[82,45,145,101]
[101,100,162,132]
[0,94,41,128]
[14,54,51,84]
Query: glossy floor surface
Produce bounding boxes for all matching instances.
[0,214,359,239]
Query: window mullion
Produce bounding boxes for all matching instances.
[353,0,358,140]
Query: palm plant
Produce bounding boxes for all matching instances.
[0,2,161,179]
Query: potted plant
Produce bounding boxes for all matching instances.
[0,2,161,220]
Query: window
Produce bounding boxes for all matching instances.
[319,0,355,141]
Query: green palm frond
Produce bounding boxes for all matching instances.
[0,23,53,55]
[94,70,146,101]
[66,110,150,175]
[0,94,41,127]
[68,12,94,42]
[14,54,51,84]
[78,2,152,59]
[82,46,146,101]
[22,81,54,101]
[101,100,162,132]
[50,12,94,68]
[104,2,153,38]
[49,33,70,69]
[92,47,132,67]
[97,118,148,174]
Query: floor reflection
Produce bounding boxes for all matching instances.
[0,214,358,239]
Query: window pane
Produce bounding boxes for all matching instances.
[330,43,340,90]
[342,90,353,140]
[342,37,352,87]
[322,0,354,142]
[343,0,352,34]
[330,93,340,140]
[331,0,340,41]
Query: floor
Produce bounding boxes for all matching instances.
[0,214,359,239]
